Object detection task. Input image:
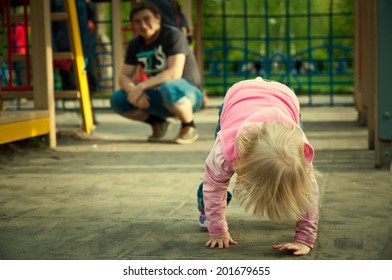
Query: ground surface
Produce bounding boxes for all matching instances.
[0,102,391,260]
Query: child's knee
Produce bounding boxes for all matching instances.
[197,182,204,211]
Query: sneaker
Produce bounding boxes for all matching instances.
[147,121,171,142]
[174,126,199,144]
[198,212,208,228]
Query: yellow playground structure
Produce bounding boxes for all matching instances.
[0,0,94,148]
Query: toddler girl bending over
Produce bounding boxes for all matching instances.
[197,77,319,256]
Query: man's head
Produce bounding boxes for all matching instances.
[130,1,161,43]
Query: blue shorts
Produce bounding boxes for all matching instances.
[110,79,204,118]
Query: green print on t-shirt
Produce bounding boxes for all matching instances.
[136,45,167,75]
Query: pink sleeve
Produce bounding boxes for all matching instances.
[203,138,233,237]
[294,166,319,248]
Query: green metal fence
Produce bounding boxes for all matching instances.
[202,0,354,106]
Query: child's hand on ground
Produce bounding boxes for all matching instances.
[272,241,311,256]
[205,232,238,249]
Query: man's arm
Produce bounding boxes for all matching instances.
[118,63,147,108]
[135,53,185,92]
[119,63,137,93]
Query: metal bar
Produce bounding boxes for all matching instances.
[243,0,249,80]
[6,0,13,87]
[203,12,353,18]
[203,35,353,41]
[23,0,31,87]
[307,0,312,105]
[222,0,228,92]
[285,0,291,86]
[328,0,334,105]
[264,0,270,78]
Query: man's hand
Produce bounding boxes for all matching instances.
[272,241,311,256]
[126,84,149,109]
[205,232,237,249]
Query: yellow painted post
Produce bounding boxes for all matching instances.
[64,0,95,135]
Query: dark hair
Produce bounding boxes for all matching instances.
[129,0,161,22]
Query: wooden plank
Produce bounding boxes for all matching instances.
[1,90,80,99]
[183,0,193,36]
[0,110,49,124]
[111,0,123,91]
[2,52,74,62]
[1,91,34,99]
[0,117,50,145]
[2,53,28,62]
[53,52,74,60]
[55,91,80,99]
[51,12,68,21]
[9,14,26,22]
[355,0,377,149]
[30,0,56,148]
[10,12,68,22]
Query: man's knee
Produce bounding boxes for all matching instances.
[110,89,127,114]
[159,81,180,106]
[159,80,202,111]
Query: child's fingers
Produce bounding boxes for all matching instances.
[205,239,219,248]
[273,242,311,255]
[273,242,299,251]
[284,244,300,251]
[205,237,236,249]
[272,243,284,249]
[229,238,238,245]
[292,248,307,256]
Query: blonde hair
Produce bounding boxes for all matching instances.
[233,121,316,222]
